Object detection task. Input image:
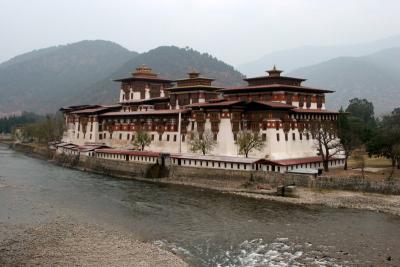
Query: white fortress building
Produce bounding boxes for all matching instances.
[59,65,344,172]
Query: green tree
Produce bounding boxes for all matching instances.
[345,98,375,125]
[188,130,216,155]
[337,107,362,170]
[235,131,266,158]
[0,111,41,133]
[15,112,64,143]
[132,130,151,151]
[367,107,400,169]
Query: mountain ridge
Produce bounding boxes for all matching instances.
[239,34,400,76]
[0,42,245,113]
[75,45,245,106]
[289,47,400,114]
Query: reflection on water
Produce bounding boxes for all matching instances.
[1,144,399,266]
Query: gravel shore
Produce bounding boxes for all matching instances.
[233,187,400,216]
[159,176,400,216]
[0,220,187,267]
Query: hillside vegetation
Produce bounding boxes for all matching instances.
[78,46,245,105]
[0,40,136,113]
[290,48,400,114]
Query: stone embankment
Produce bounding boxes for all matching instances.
[76,156,400,195]
[9,143,400,216]
[9,142,55,159]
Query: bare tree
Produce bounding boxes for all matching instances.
[309,120,341,172]
[235,131,266,158]
[133,130,151,151]
[188,130,216,155]
[352,149,366,181]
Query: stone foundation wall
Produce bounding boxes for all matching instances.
[60,157,400,195]
[77,156,153,179]
[10,145,400,195]
[169,165,253,182]
[12,143,55,159]
[314,176,400,195]
[169,165,314,187]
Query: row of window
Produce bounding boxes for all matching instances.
[98,132,186,142]
[97,152,158,163]
[174,158,253,170]
[276,132,311,142]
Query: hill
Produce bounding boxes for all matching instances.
[75,46,245,105]
[239,34,400,75]
[0,40,136,113]
[289,47,400,115]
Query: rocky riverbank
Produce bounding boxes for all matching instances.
[0,219,187,267]
[153,176,400,217]
[0,143,188,267]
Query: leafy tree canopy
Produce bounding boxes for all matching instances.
[345,98,376,126]
[132,131,151,151]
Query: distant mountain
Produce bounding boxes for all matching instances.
[289,47,400,115]
[76,46,245,105]
[239,34,400,76]
[0,40,136,113]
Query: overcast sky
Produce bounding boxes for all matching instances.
[1,0,399,65]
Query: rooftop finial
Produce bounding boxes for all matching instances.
[267,65,283,77]
[132,64,157,77]
[188,68,200,79]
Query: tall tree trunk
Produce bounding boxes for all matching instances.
[344,154,349,170]
[392,157,396,167]
[323,160,329,172]
[387,164,395,181]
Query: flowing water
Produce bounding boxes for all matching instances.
[1,144,399,266]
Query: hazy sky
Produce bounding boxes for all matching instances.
[1,0,399,65]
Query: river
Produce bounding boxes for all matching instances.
[1,144,399,266]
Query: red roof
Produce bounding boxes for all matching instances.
[114,75,172,83]
[121,97,169,105]
[187,100,295,110]
[219,84,334,94]
[244,75,306,82]
[258,156,341,166]
[165,85,221,91]
[292,108,339,114]
[67,104,121,115]
[187,100,243,108]
[250,101,295,109]
[101,109,189,117]
[95,149,160,157]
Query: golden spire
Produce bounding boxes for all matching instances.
[132,64,157,77]
[267,65,283,77]
[188,68,200,79]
